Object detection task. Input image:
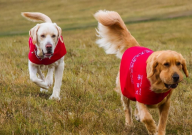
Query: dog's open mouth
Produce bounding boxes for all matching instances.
[44,53,52,57]
[164,83,178,89]
[42,49,53,58]
[44,52,53,58]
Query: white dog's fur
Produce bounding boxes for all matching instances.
[22,12,64,100]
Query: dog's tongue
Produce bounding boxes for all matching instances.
[45,53,52,56]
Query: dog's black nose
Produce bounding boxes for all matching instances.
[172,73,179,82]
[46,44,52,53]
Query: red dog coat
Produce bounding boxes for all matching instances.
[28,36,67,65]
[120,46,171,105]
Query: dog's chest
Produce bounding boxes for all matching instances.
[39,60,59,70]
[40,65,52,70]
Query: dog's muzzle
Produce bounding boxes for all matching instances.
[44,44,53,57]
[164,73,180,89]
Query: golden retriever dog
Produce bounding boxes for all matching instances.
[21,12,67,100]
[94,10,188,135]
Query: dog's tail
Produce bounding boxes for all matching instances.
[94,10,139,59]
[21,12,52,23]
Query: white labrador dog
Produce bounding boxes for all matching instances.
[21,12,67,100]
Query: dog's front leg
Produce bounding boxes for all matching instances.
[37,66,45,81]
[29,61,49,89]
[45,66,54,87]
[37,67,48,92]
[137,102,157,135]
[49,61,64,100]
[157,101,170,135]
[157,93,172,135]
[40,66,54,93]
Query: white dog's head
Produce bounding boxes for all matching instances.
[30,23,62,58]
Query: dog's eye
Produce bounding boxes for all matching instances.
[41,34,45,38]
[52,35,56,38]
[176,62,181,66]
[164,62,169,67]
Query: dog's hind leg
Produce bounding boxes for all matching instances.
[121,94,133,126]
[116,72,133,126]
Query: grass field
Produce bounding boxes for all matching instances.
[0,0,192,134]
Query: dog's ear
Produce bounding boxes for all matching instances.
[180,55,189,77]
[29,24,40,44]
[147,53,159,78]
[54,23,63,42]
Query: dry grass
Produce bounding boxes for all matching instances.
[0,0,192,134]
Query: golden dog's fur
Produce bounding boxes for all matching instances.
[94,10,188,135]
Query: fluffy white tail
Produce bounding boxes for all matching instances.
[94,10,139,59]
[21,12,52,23]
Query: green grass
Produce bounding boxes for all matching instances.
[0,0,192,134]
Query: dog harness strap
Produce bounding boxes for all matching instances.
[28,36,67,65]
[120,46,171,105]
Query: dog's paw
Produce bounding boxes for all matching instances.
[148,132,157,135]
[134,108,140,122]
[49,94,60,100]
[45,76,53,87]
[148,128,158,135]
[135,114,140,122]
[40,88,48,93]
[40,85,49,90]
[125,121,134,127]
[156,130,165,135]
[148,132,158,135]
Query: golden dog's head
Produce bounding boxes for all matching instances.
[30,23,62,58]
[146,50,188,93]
